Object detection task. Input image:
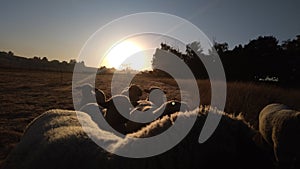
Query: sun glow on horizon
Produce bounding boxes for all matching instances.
[103,40,150,71]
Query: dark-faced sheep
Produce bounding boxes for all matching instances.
[4,107,274,169]
[259,103,300,169]
[102,95,132,135]
[95,88,107,107]
[80,95,132,136]
[144,86,167,108]
[75,83,107,108]
[121,84,142,107]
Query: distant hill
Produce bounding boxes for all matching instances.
[0,51,95,72]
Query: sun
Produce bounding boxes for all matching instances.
[103,40,148,70]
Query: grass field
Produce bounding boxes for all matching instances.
[0,68,300,167]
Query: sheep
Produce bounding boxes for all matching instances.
[155,100,189,117]
[122,108,274,169]
[126,100,189,134]
[79,95,132,136]
[144,86,167,108]
[75,83,107,108]
[120,84,142,107]
[259,103,300,169]
[75,83,94,108]
[102,95,132,135]
[4,107,274,169]
[3,109,115,169]
[95,88,107,107]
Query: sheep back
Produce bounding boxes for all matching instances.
[259,103,300,168]
[3,109,110,169]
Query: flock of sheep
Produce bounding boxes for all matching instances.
[3,84,300,169]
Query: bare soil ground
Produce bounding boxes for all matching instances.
[0,68,299,167]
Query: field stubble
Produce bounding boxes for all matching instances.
[0,68,299,167]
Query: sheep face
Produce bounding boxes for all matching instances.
[121,84,142,107]
[145,86,167,107]
[155,100,189,117]
[104,95,132,135]
[95,88,106,107]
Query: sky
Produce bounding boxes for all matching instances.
[0,0,299,64]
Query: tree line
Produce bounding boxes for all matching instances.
[152,35,300,87]
[0,51,84,72]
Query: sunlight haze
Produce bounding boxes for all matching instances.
[102,40,149,70]
[0,0,299,63]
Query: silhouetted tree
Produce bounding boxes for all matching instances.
[185,41,208,79]
[280,35,300,85]
[214,42,229,54]
[69,59,77,64]
[152,42,208,79]
[42,57,48,62]
[152,35,300,86]
[33,56,41,60]
[8,51,14,57]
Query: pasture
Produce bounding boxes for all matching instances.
[0,68,300,168]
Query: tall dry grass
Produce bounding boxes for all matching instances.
[225,82,300,128]
[0,69,299,166]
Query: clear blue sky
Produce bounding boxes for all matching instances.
[0,0,299,62]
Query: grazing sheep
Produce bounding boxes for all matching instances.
[80,95,132,136]
[75,83,95,108]
[155,100,189,117]
[136,99,154,108]
[259,103,300,169]
[121,84,142,107]
[102,95,132,135]
[126,100,189,134]
[4,107,274,169]
[75,83,107,108]
[144,86,167,108]
[95,88,107,107]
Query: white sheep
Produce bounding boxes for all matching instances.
[3,109,117,169]
[4,107,274,169]
[126,100,189,134]
[123,108,274,169]
[259,103,300,169]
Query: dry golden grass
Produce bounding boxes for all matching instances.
[0,68,299,167]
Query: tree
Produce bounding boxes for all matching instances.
[8,51,14,57]
[280,35,300,85]
[151,35,300,86]
[214,42,228,54]
[152,42,208,79]
[33,56,41,60]
[42,57,48,62]
[69,59,77,64]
